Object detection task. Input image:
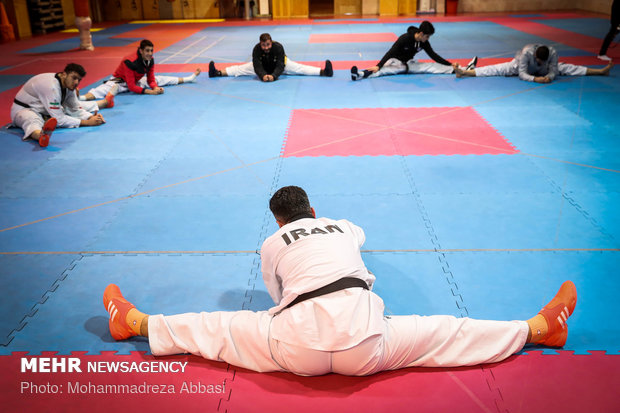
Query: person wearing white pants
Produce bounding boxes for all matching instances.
[208,33,333,82]
[104,186,577,376]
[81,39,201,101]
[10,63,105,147]
[456,44,613,83]
[351,21,474,81]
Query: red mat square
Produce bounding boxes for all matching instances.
[282,107,518,157]
[308,33,398,43]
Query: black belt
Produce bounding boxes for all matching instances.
[284,277,369,310]
[13,99,30,108]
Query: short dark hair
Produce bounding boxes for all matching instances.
[535,45,549,61]
[139,39,154,50]
[269,186,312,224]
[259,33,272,43]
[64,63,86,77]
[418,21,435,35]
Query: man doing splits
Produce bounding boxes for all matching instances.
[208,33,333,82]
[81,39,201,100]
[104,186,578,376]
[351,21,476,81]
[10,63,105,147]
[455,44,613,83]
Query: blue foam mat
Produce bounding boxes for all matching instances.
[1,16,618,363]
[0,254,80,345]
[296,194,436,251]
[277,156,412,195]
[0,253,263,355]
[363,252,462,316]
[88,194,270,252]
[1,158,160,199]
[445,251,619,354]
[419,192,614,249]
[0,197,127,252]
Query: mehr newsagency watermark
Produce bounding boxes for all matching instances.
[19,356,226,395]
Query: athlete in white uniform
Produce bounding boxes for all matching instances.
[455,44,613,82]
[10,63,105,147]
[208,33,333,82]
[104,186,577,376]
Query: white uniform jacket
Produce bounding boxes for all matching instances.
[13,73,92,128]
[260,217,385,351]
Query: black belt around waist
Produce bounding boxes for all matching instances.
[13,99,30,108]
[284,277,369,310]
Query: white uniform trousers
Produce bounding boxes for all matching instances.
[225,59,321,77]
[79,100,98,113]
[10,104,51,140]
[369,57,454,78]
[86,75,180,99]
[148,291,528,376]
[474,60,587,77]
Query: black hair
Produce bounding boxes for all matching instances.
[139,39,154,50]
[63,63,86,77]
[269,186,312,224]
[535,45,550,61]
[259,33,272,43]
[418,21,435,35]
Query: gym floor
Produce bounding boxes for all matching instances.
[0,11,618,412]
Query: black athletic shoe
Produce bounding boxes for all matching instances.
[208,61,219,78]
[465,56,478,71]
[323,60,333,77]
[351,66,360,81]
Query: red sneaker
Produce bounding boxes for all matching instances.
[538,281,577,347]
[104,92,115,108]
[39,117,57,147]
[103,284,137,340]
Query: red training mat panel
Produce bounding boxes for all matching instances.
[282,106,518,157]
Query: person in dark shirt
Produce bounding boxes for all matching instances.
[598,0,619,61]
[209,33,333,82]
[351,21,476,81]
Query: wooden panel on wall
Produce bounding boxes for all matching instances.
[335,0,362,15]
[194,0,220,18]
[398,0,417,15]
[119,0,143,20]
[458,0,580,13]
[379,0,398,16]
[60,0,74,26]
[362,0,379,15]
[273,0,308,18]
[141,0,160,20]
[102,0,121,20]
[170,0,184,18]
[9,0,32,38]
[291,0,309,17]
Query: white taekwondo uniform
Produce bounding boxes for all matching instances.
[148,216,528,376]
[475,44,587,81]
[11,73,92,140]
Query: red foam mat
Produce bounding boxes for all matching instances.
[490,18,604,54]
[282,106,517,157]
[2,351,618,412]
